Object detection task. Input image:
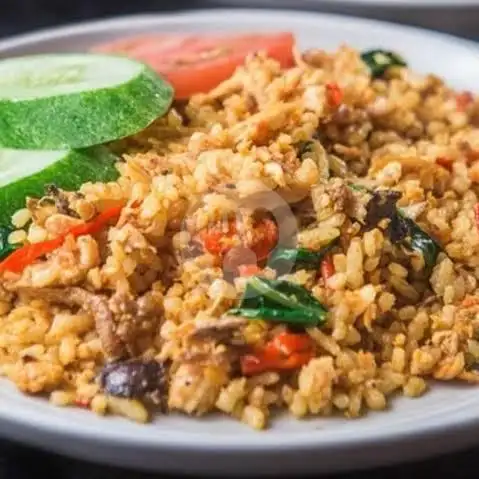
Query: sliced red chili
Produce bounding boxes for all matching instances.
[0,205,123,274]
[320,255,335,282]
[272,331,314,356]
[0,237,63,274]
[240,332,314,376]
[247,218,279,262]
[325,83,343,108]
[68,205,123,237]
[240,349,314,376]
[199,218,238,256]
[199,217,278,262]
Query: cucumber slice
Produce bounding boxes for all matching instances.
[0,54,173,150]
[0,147,119,225]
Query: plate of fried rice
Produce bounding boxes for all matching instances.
[1,8,479,475]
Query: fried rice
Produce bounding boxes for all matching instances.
[2,45,479,429]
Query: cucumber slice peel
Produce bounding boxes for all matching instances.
[0,147,119,226]
[0,54,173,150]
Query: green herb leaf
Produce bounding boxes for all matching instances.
[398,213,441,271]
[229,277,328,326]
[361,49,407,78]
[0,225,18,260]
[227,307,319,324]
[270,279,328,315]
[268,241,337,273]
[347,184,441,272]
[248,276,308,311]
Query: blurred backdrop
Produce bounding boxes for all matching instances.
[2,0,479,39]
[1,0,200,36]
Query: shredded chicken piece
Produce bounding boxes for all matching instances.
[11,286,125,358]
[189,316,248,343]
[178,347,243,371]
[8,286,163,359]
[108,289,163,352]
[168,363,228,415]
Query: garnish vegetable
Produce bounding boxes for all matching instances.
[0,147,119,226]
[0,205,122,274]
[361,49,407,78]
[0,54,173,149]
[268,241,337,273]
[228,276,328,326]
[240,332,314,375]
[359,186,441,271]
[93,33,295,99]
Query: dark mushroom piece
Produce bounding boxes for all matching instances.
[100,359,168,406]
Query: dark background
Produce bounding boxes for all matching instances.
[1,0,479,478]
[0,0,202,37]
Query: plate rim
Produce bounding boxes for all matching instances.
[2,7,479,52]
[0,7,479,457]
[310,0,479,6]
[211,0,479,7]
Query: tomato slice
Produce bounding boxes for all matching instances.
[93,33,295,99]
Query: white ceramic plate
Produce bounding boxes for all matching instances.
[1,9,479,476]
[293,0,479,5]
[348,0,479,4]
[216,0,479,6]
[209,1,479,38]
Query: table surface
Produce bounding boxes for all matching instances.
[1,1,479,477]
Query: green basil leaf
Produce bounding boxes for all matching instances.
[400,215,441,271]
[228,307,320,324]
[248,276,306,311]
[361,49,407,78]
[266,279,328,315]
[347,184,441,273]
[230,277,328,327]
[268,241,337,273]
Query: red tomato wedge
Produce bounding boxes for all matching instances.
[93,33,295,99]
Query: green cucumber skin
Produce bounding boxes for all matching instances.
[0,147,119,226]
[0,64,173,150]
